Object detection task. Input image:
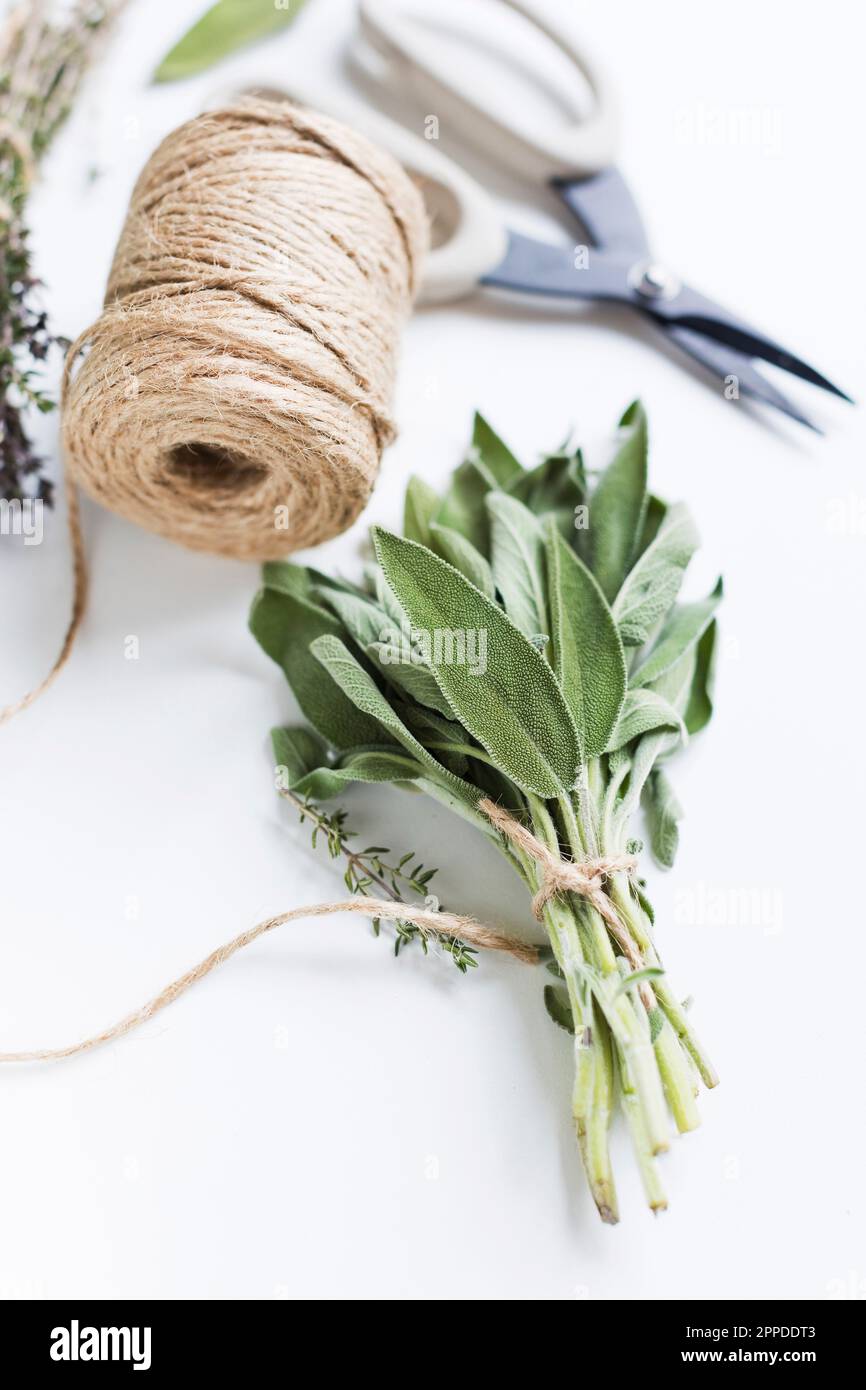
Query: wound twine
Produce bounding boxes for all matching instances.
[0,97,426,727]
[0,802,643,1065]
[61,97,428,561]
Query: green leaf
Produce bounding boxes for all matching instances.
[615,965,666,997]
[315,587,388,652]
[586,401,648,600]
[507,450,587,539]
[403,475,440,546]
[544,983,575,1034]
[470,412,523,486]
[310,635,480,804]
[153,0,309,82]
[643,768,683,868]
[271,726,328,787]
[428,523,496,598]
[249,583,384,750]
[366,642,456,718]
[634,494,667,560]
[685,618,718,736]
[372,529,583,797]
[486,492,549,638]
[605,688,686,753]
[293,748,427,801]
[631,578,723,688]
[545,521,626,758]
[612,503,700,647]
[369,564,408,629]
[435,459,492,555]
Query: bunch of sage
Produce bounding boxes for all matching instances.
[250,403,721,1220]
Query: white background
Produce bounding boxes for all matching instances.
[1,0,864,1300]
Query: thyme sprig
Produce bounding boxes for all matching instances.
[279,788,477,972]
[1,0,126,503]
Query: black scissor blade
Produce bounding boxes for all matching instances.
[665,326,822,432]
[652,286,853,402]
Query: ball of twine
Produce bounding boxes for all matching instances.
[61,97,428,561]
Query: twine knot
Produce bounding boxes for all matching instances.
[478,799,640,969]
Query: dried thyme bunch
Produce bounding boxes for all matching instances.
[251,403,721,1220]
[1,0,126,503]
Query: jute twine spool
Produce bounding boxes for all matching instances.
[61,97,428,561]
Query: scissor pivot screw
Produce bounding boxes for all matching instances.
[629,260,681,300]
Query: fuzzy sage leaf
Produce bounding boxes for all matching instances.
[372,528,583,796]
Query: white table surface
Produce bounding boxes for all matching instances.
[1,0,864,1300]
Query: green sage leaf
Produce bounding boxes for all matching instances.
[435,460,493,554]
[153,0,309,83]
[250,584,384,750]
[293,748,427,801]
[310,634,480,804]
[366,642,456,718]
[271,725,328,787]
[545,521,626,758]
[429,523,496,598]
[685,618,718,736]
[586,400,648,601]
[606,688,686,753]
[403,475,440,546]
[643,768,683,868]
[487,492,549,638]
[631,578,723,688]
[471,412,523,486]
[372,529,583,797]
[615,965,666,997]
[544,983,575,1034]
[612,503,699,647]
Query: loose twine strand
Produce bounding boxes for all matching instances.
[0,802,641,1065]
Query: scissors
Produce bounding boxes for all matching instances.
[215,0,851,431]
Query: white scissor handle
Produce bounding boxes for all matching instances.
[204,77,506,304]
[359,0,618,182]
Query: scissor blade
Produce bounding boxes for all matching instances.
[481,230,632,299]
[650,285,852,402]
[665,326,822,432]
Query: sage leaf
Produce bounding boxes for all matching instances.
[292,748,427,801]
[545,521,626,757]
[370,564,408,629]
[271,725,328,787]
[435,459,493,554]
[310,635,480,804]
[586,400,648,601]
[508,449,586,537]
[372,529,583,796]
[316,587,389,652]
[250,584,384,750]
[403,475,440,547]
[487,492,549,639]
[613,503,699,646]
[366,642,456,718]
[685,618,718,735]
[606,688,686,753]
[635,493,667,560]
[544,983,575,1034]
[643,769,684,868]
[615,965,666,998]
[631,578,723,688]
[153,0,309,83]
[471,412,523,486]
[429,522,496,598]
